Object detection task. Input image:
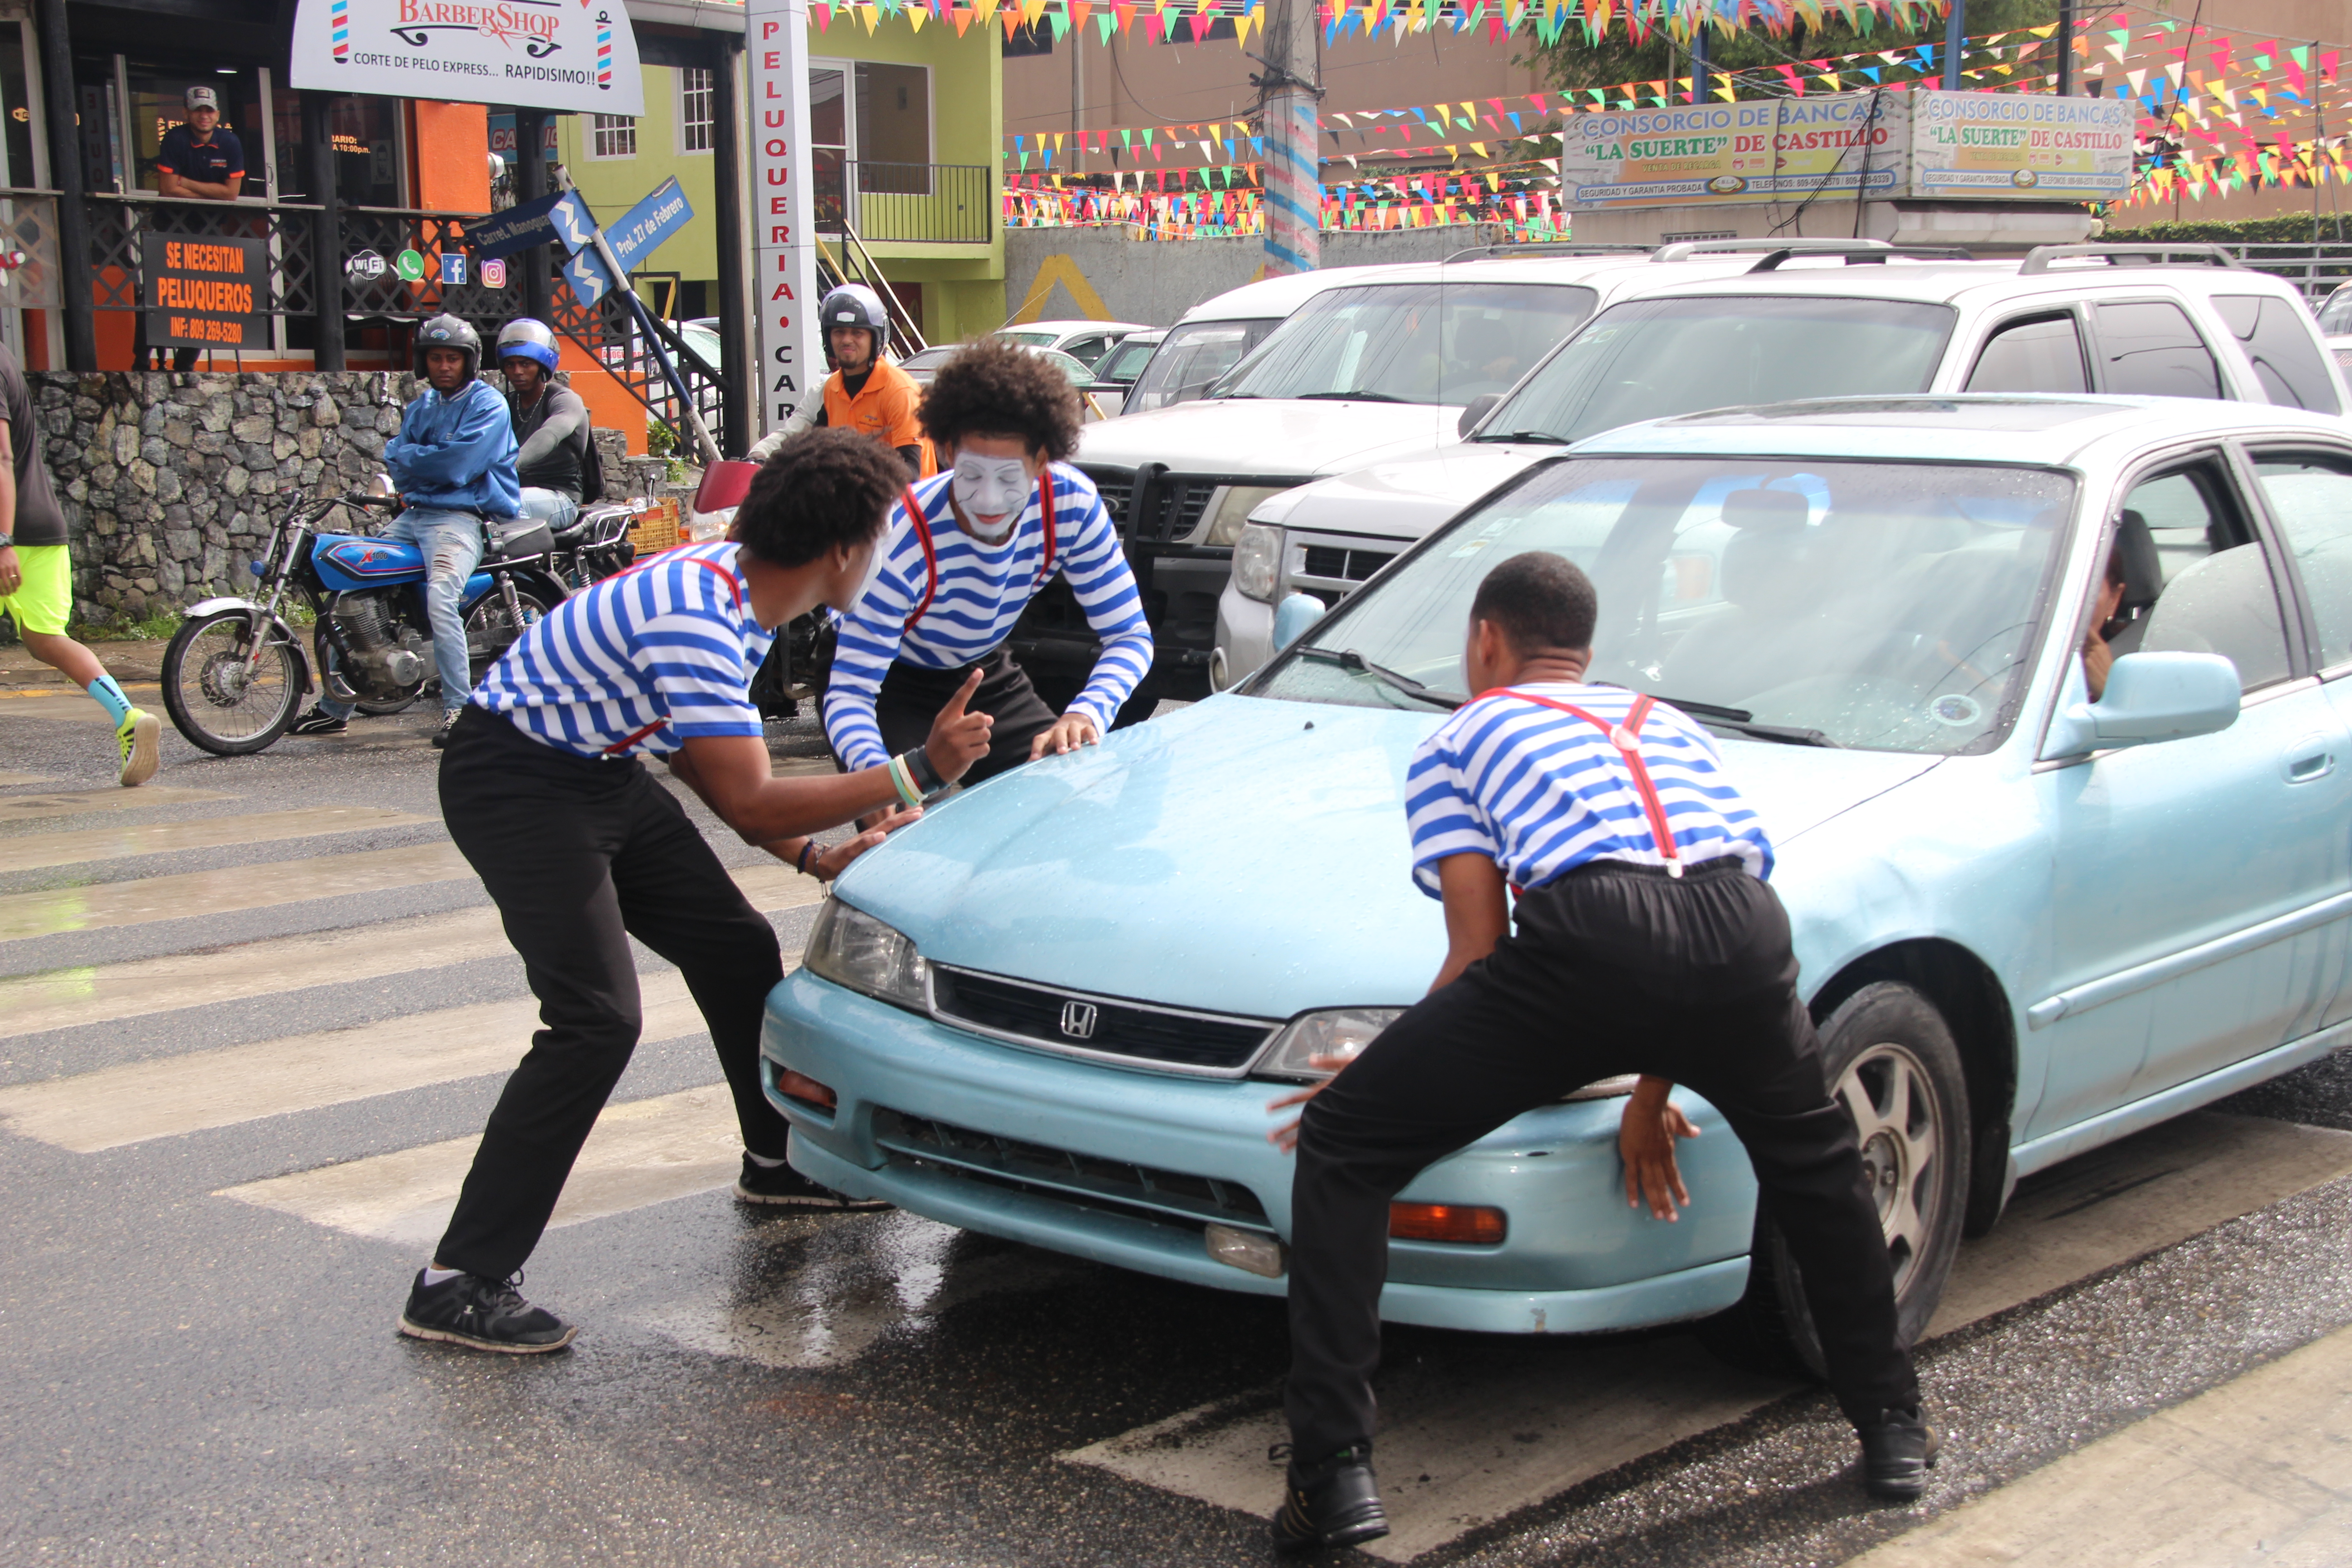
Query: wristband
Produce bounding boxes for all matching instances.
[796,839,820,877]
[887,753,923,809]
[904,745,943,794]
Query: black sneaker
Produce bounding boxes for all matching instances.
[286,705,348,737]
[397,1269,577,1354]
[733,1153,891,1210]
[1857,1406,1940,1501]
[1272,1445,1389,1554]
[430,709,464,749]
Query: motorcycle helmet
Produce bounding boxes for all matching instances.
[818,284,889,353]
[414,313,483,382]
[495,317,560,374]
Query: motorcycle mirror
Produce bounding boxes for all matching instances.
[367,473,396,499]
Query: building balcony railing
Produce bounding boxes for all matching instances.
[814,161,993,245]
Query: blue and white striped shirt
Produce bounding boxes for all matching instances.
[472,541,772,760]
[1404,683,1773,898]
[822,463,1153,772]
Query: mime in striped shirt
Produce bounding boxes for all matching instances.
[1263,552,1932,1554]
[823,338,1153,793]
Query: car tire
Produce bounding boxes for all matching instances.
[1697,980,1972,1383]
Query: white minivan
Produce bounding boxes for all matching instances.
[1216,242,2352,683]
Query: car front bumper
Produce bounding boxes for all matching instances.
[763,969,1760,1334]
[1214,583,1275,689]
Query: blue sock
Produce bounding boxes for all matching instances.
[86,673,133,727]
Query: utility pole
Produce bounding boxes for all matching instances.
[1257,0,1321,274]
[1071,21,1083,178]
[1942,0,1965,92]
[2056,0,2076,96]
[1689,23,1708,106]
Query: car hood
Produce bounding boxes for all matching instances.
[833,697,1944,1019]
[1077,399,1469,478]
[1274,443,1557,542]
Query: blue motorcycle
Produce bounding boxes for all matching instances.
[161,482,587,755]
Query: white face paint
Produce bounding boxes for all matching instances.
[951,453,1031,543]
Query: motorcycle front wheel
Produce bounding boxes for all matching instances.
[162,608,302,755]
[463,587,553,686]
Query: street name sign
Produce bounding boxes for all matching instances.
[604,177,693,274]
[466,189,568,260]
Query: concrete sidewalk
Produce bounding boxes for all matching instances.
[1850,1324,2352,1567]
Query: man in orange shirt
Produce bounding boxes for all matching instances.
[748,285,928,477]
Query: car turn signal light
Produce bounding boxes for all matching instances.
[775,1068,838,1112]
[1388,1203,1506,1245]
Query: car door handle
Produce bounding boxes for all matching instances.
[2286,745,2337,783]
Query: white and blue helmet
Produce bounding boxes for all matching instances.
[495,317,561,374]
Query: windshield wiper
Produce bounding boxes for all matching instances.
[1298,646,1464,710]
[1643,693,1840,748]
[1293,390,1408,403]
[1474,429,1570,445]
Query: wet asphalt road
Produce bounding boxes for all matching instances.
[8,680,2352,1567]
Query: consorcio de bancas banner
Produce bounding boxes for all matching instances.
[288,0,645,117]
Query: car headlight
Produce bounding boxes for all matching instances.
[802,897,927,1010]
[1233,523,1282,603]
[1202,485,1295,546]
[1253,1007,1405,1082]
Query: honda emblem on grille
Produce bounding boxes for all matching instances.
[1059,1000,1099,1040]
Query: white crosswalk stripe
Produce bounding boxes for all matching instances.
[6,805,431,871]
[0,841,475,940]
[0,785,233,822]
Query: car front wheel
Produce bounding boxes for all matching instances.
[1701,980,1972,1382]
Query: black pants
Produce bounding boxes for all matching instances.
[431,705,789,1279]
[1284,858,1917,1462]
[869,646,1060,787]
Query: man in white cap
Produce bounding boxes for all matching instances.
[150,86,246,371]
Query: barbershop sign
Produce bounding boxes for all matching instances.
[144,235,266,351]
[288,0,645,117]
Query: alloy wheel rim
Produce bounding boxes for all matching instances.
[1834,1040,1946,1298]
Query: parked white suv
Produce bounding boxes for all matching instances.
[1217,242,2350,683]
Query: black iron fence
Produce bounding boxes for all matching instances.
[814,161,992,245]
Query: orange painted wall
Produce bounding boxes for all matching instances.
[557,337,646,456]
[409,102,492,213]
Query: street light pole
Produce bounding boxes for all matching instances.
[1259,0,1321,275]
[1943,0,1965,92]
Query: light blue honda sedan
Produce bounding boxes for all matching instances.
[763,395,2352,1368]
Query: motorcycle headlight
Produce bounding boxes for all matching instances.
[1253,1007,1405,1082]
[802,898,927,1011]
[1233,523,1282,603]
[1201,485,1295,547]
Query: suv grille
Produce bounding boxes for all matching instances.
[930,965,1277,1074]
[1299,546,1397,583]
[1079,466,1134,529]
[875,1110,1272,1230]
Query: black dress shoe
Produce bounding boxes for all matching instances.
[1857,1406,1940,1500]
[1271,1445,1389,1554]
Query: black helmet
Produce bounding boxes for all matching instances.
[818,284,888,350]
[414,314,483,382]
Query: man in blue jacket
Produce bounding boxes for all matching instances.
[291,315,520,747]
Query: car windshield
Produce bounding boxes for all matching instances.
[1097,336,1160,385]
[2319,287,2352,337]
[1126,318,1278,413]
[1250,455,2075,755]
[1212,282,1597,407]
[997,329,1058,348]
[1475,296,1957,445]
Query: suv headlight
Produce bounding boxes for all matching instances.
[1233,523,1282,603]
[1202,485,1295,546]
[803,898,927,1010]
[1253,1008,1405,1082]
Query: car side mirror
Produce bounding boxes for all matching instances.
[2041,651,2240,759]
[1458,393,1502,439]
[1272,593,1327,653]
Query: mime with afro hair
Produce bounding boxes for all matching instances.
[398,430,997,1356]
[821,338,1154,789]
[1263,552,1932,1553]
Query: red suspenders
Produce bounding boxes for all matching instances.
[898,470,1058,632]
[600,554,747,758]
[1494,689,1686,877]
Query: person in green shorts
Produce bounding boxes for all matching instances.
[0,342,159,786]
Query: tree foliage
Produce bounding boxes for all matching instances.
[1523,1,2061,95]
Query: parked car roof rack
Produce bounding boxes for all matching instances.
[1651,237,1895,264]
[1440,240,1658,263]
[2018,243,2245,274]
[1747,245,1976,271]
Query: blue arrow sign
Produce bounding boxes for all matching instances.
[604,177,694,274]
[561,247,614,309]
[466,190,567,261]
[547,191,597,255]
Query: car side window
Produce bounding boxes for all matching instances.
[1965,314,2089,394]
[2107,464,2291,690]
[2213,295,2342,414]
[1064,335,1107,367]
[2251,449,2352,670]
[2093,300,2224,399]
